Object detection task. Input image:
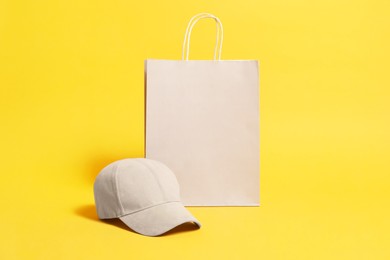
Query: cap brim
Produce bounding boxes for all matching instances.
[119,202,201,236]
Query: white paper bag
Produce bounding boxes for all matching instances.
[145,13,259,206]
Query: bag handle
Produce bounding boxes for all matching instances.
[181,13,224,61]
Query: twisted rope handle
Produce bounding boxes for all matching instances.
[181,13,224,61]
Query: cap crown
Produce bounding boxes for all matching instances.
[94,158,181,219]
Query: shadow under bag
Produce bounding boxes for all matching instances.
[145,13,260,206]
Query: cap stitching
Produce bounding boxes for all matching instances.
[112,163,125,215]
[133,159,167,201]
[153,160,178,198]
[119,200,182,218]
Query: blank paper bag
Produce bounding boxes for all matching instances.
[145,13,259,206]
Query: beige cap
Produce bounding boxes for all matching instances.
[93,158,201,236]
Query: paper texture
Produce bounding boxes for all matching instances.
[145,59,259,206]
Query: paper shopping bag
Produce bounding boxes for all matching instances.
[145,13,259,206]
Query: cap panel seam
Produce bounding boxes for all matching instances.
[153,160,180,198]
[133,159,167,201]
[119,200,181,218]
[113,163,125,215]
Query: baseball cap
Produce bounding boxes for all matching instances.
[93,158,201,236]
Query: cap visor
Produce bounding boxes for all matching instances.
[119,202,201,236]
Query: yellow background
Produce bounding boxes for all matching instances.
[1,0,389,259]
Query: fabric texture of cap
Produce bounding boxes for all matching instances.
[93,158,201,236]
